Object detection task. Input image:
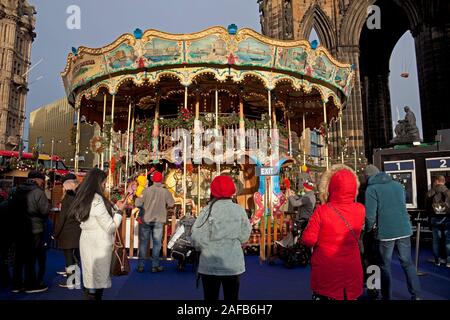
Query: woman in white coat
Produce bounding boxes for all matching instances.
[69,168,126,300]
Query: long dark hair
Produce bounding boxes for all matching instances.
[70,168,112,222]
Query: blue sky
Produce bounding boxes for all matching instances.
[25,0,422,146]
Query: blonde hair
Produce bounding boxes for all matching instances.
[318,164,360,204]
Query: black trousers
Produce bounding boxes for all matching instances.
[200,274,240,302]
[63,248,80,268]
[13,233,47,288]
[0,238,11,287]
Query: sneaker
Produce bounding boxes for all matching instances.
[58,282,69,288]
[151,266,164,273]
[56,270,66,276]
[11,287,25,293]
[439,258,447,265]
[137,266,145,273]
[446,263,450,268]
[25,284,48,293]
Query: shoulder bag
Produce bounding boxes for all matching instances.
[327,204,364,255]
[111,226,130,277]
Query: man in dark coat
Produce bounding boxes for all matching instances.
[54,174,81,287]
[426,175,450,267]
[365,165,421,300]
[10,171,50,293]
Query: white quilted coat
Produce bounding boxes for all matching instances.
[79,193,122,289]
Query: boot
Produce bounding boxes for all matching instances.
[84,288,97,301]
[94,289,104,301]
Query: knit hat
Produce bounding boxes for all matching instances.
[152,171,163,183]
[364,164,380,177]
[28,170,45,181]
[303,181,315,191]
[210,175,236,199]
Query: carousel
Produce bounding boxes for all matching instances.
[61,25,354,258]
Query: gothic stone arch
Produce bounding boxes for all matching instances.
[261,0,450,159]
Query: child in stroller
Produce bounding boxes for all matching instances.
[270,216,311,268]
[168,215,199,271]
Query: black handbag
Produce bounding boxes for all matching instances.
[111,228,130,277]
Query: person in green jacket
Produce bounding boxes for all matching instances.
[364,164,421,300]
[192,175,252,302]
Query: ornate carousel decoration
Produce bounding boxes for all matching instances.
[61,24,354,226]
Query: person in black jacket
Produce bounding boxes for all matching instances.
[54,174,81,287]
[10,171,50,293]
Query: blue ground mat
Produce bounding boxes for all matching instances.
[1,247,449,300]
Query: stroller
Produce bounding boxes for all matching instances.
[270,217,311,268]
[168,215,199,271]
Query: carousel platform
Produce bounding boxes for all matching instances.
[1,245,449,300]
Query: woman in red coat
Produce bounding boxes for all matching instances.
[302,164,365,300]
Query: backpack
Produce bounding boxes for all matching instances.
[170,215,197,263]
[432,191,450,215]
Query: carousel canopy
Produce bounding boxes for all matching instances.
[61,25,354,132]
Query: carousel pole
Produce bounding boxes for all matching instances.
[268,90,272,133]
[339,109,344,164]
[287,111,292,156]
[197,165,201,213]
[183,137,188,216]
[302,112,306,165]
[109,94,116,192]
[152,97,160,160]
[74,103,81,173]
[130,104,136,178]
[183,86,188,216]
[215,87,220,176]
[124,101,132,193]
[323,101,329,170]
[101,93,107,170]
[239,93,245,151]
[195,90,201,212]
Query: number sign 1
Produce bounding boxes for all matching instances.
[384,160,415,172]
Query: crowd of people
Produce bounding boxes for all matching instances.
[0,163,449,301]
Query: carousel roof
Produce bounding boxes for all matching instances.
[61,25,355,108]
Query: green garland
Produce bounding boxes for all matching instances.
[134,114,290,152]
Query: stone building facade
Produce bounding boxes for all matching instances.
[29,98,98,169]
[259,0,450,159]
[0,0,36,150]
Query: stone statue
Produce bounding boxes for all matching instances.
[391,106,421,144]
[258,0,266,35]
[284,0,293,39]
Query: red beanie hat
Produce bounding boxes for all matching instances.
[152,171,163,183]
[303,181,315,191]
[211,175,236,199]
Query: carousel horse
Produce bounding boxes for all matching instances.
[165,168,198,216]
[250,157,288,225]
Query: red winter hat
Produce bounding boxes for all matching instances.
[211,175,236,199]
[303,181,315,191]
[152,171,163,183]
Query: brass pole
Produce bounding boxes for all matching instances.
[74,104,81,173]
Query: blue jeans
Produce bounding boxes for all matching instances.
[431,217,450,263]
[378,237,421,300]
[138,222,163,268]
